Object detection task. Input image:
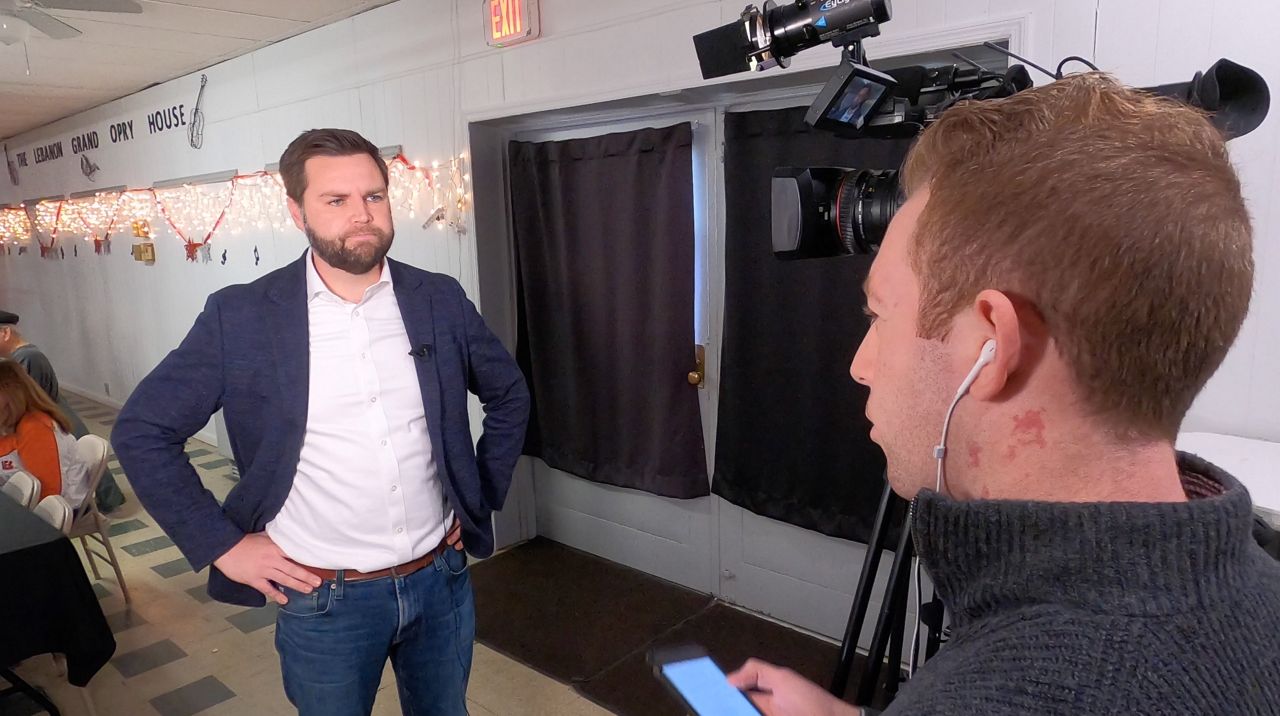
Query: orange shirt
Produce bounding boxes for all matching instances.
[0,411,63,499]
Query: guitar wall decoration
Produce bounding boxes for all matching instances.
[4,144,17,186]
[188,74,207,150]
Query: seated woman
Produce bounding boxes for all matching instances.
[0,360,90,510]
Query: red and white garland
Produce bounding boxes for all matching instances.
[0,152,471,261]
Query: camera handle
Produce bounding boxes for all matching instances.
[829,20,880,67]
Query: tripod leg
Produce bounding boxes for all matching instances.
[830,477,898,697]
[883,583,909,698]
[0,667,62,716]
[924,594,946,659]
[854,509,915,707]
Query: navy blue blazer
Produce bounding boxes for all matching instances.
[112,254,530,606]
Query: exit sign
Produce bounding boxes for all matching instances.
[485,0,540,47]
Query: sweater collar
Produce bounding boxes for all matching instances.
[912,452,1259,625]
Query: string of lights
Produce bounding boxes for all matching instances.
[0,152,472,259]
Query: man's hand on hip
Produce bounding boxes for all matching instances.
[213,532,322,605]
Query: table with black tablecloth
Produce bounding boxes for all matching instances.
[0,493,115,705]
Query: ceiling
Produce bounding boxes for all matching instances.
[0,0,398,141]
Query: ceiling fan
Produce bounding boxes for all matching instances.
[0,0,142,45]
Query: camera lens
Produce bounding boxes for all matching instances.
[835,169,903,254]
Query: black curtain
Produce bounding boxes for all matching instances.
[712,107,911,543]
[509,123,708,498]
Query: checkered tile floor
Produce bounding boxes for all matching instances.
[4,393,611,716]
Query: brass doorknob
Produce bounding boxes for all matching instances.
[688,344,705,388]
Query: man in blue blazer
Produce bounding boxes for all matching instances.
[112,128,529,716]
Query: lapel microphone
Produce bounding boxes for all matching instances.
[408,344,433,359]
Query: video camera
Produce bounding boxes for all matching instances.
[693,0,1271,259]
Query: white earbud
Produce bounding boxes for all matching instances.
[955,339,998,403]
[911,338,998,677]
[933,339,997,491]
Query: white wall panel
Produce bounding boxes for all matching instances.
[250,20,359,109]
[206,56,264,124]
[350,0,463,81]
[494,4,722,113]
[917,0,949,27]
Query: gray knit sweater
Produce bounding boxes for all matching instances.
[884,453,1280,715]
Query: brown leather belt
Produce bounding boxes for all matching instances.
[298,541,451,583]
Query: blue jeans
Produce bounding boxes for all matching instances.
[274,546,475,716]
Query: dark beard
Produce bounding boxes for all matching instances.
[304,220,394,275]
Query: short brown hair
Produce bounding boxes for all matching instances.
[902,73,1253,440]
[0,360,72,433]
[278,128,389,204]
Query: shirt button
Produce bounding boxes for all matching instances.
[396,527,404,534]
[353,310,361,317]
[361,352,367,359]
[370,396,378,403]
[391,485,398,492]
[380,439,388,446]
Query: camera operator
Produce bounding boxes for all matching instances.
[728,72,1280,715]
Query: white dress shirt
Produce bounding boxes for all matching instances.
[266,252,451,571]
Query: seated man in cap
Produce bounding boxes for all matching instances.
[0,310,126,511]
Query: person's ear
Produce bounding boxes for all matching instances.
[964,289,1025,401]
[288,198,306,233]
